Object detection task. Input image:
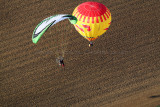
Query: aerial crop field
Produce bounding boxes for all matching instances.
[1,0,160,106]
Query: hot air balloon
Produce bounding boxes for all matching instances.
[72,1,111,47]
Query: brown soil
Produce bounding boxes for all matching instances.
[1,0,160,107]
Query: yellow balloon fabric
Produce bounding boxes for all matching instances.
[72,2,111,41]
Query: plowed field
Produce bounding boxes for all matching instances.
[1,0,160,106]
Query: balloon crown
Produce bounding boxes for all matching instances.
[77,2,107,17]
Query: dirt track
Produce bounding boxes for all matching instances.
[1,0,160,106]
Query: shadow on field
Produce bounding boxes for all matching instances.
[149,95,160,98]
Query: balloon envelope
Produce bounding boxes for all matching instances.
[72,2,111,41]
